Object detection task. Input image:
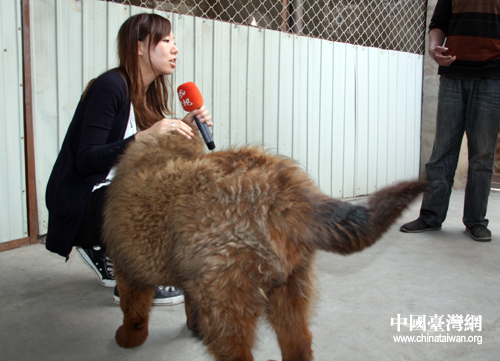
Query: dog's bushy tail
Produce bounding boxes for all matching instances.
[311,181,429,255]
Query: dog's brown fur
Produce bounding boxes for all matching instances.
[103,133,428,361]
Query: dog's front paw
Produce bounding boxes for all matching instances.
[115,324,148,348]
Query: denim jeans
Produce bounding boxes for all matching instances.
[420,76,500,229]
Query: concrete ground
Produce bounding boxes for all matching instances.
[1,189,499,361]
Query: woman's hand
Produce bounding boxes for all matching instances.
[135,106,212,142]
[135,118,195,141]
[182,105,213,130]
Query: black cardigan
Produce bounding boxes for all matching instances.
[45,70,135,258]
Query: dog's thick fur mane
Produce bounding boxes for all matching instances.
[103,132,428,360]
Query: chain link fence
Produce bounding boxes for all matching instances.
[111,0,427,54]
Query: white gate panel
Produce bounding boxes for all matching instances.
[262,29,280,151]
[106,3,130,70]
[405,53,418,180]
[318,41,334,196]
[386,51,399,186]
[230,25,248,146]
[212,20,231,147]
[56,0,83,147]
[82,0,108,88]
[376,49,389,190]
[356,46,370,197]
[306,37,322,183]
[396,51,409,183]
[367,47,380,195]
[331,42,347,198]
[414,56,424,177]
[0,0,27,243]
[277,33,295,157]
[247,26,265,146]
[172,13,194,104]
[278,33,294,158]
[343,45,357,198]
[194,16,214,115]
[292,35,308,170]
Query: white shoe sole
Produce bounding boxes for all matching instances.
[113,294,185,306]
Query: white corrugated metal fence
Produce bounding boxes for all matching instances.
[25,0,423,237]
[1,0,28,244]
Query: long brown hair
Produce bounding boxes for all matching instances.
[117,13,173,130]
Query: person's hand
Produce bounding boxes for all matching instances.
[182,105,213,130]
[429,45,456,66]
[135,118,195,141]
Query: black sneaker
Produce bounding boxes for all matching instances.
[113,285,184,306]
[76,246,116,288]
[466,225,492,242]
[400,218,441,233]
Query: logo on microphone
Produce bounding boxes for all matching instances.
[178,89,193,107]
[182,98,193,107]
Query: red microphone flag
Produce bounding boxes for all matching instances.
[177,82,203,111]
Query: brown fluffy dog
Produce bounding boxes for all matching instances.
[103,133,428,361]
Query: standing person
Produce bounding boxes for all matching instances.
[45,13,212,304]
[400,0,500,242]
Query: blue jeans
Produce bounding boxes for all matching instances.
[420,76,500,229]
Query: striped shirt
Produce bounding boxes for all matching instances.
[430,0,500,78]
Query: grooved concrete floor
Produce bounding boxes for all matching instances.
[1,189,499,361]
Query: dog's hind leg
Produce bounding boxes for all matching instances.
[202,309,257,361]
[114,273,154,348]
[193,273,266,361]
[265,262,315,361]
[198,299,260,360]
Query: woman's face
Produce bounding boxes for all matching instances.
[148,31,178,76]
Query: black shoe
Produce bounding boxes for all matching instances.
[76,246,116,287]
[113,285,185,306]
[400,218,441,233]
[466,225,492,242]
